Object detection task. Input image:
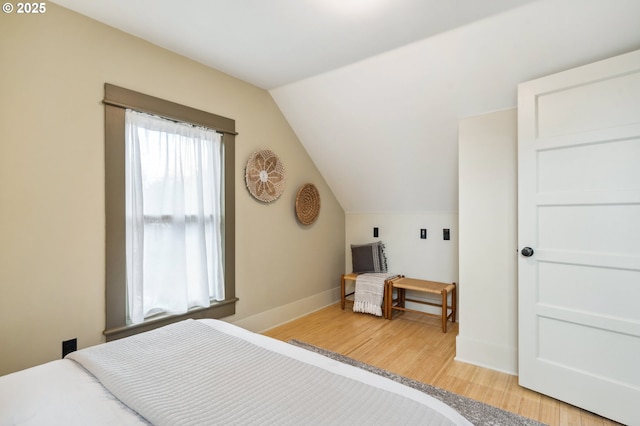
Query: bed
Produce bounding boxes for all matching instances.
[0,319,472,425]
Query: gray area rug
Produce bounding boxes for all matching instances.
[289,339,546,426]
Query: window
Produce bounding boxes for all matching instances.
[125,110,225,324]
[104,84,237,340]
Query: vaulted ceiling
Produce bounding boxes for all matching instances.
[52,0,640,213]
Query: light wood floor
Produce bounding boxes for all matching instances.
[263,303,621,426]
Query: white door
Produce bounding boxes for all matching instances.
[518,49,640,425]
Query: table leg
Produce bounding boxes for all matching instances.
[441,288,447,333]
[340,275,346,310]
[383,280,390,319]
[451,283,457,324]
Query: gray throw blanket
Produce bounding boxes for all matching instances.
[68,320,461,425]
[353,273,395,316]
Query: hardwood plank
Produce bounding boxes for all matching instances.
[538,394,561,426]
[482,371,510,408]
[263,304,621,426]
[559,402,584,426]
[499,375,525,415]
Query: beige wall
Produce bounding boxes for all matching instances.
[0,3,345,375]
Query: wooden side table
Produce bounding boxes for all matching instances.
[384,277,456,333]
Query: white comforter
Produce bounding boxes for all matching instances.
[0,319,472,425]
[0,356,148,425]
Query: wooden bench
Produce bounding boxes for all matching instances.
[384,277,456,333]
[341,273,399,318]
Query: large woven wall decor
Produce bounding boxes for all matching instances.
[295,183,320,225]
[245,149,286,203]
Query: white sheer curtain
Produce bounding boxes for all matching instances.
[125,109,224,324]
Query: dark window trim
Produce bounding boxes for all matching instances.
[104,83,237,342]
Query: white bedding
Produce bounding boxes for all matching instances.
[0,319,472,425]
[0,357,148,425]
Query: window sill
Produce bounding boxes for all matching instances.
[103,297,238,342]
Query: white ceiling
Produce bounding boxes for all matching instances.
[51,0,537,90]
[53,0,640,213]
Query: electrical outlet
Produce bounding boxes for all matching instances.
[62,338,77,358]
[443,228,450,240]
[373,227,379,238]
[420,229,427,239]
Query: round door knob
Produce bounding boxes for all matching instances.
[521,247,534,257]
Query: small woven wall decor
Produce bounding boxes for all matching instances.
[295,183,321,225]
[245,149,286,203]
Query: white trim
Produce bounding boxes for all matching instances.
[455,335,518,375]
[231,288,341,333]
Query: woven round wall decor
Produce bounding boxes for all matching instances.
[245,149,286,203]
[295,183,320,225]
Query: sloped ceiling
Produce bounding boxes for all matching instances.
[52,0,640,213]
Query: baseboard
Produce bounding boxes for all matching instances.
[231,287,341,333]
[455,335,518,375]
